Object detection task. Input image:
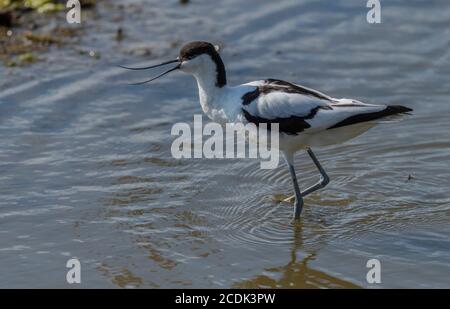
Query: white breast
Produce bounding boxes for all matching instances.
[200,84,255,124]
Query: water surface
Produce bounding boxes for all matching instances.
[0,0,449,288]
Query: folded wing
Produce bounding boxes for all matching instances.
[240,79,412,135]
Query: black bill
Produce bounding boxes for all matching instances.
[119,58,181,85]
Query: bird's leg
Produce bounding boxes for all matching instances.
[283,148,329,203]
[287,162,304,220]
[302,148,330,196]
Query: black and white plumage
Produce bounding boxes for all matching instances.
[121,41,413,220]
[238,78,411,152]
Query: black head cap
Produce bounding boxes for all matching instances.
[179,41,218,61]
[179,41,226,87]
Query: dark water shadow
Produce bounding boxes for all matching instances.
[234,223,360,288]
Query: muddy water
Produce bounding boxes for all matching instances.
[0,0,449,288]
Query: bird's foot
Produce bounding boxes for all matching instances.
[272,194,295,204]
[273,194,298,208]
[283,195,295,204]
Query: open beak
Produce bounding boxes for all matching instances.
[119,58,180,85]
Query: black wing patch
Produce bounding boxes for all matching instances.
[242,106,325,135]
[327,105,413,130]
[241,79,331,106]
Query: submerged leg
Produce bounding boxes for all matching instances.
[285,155,304,220]
[283,148,330,202]
[302,148,330,196]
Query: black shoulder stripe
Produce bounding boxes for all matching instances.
[242,106,324,135]
[264,79,331,101]
[240,79,331,107]
[327,105,413,130]
[241,88,260,105]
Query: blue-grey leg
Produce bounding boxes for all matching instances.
[302,148,330,196]
[287,162,304,220]
[283,148,330,203]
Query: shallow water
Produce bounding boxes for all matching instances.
[0,0,449,288]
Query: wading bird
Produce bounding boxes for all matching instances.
[121,41,412,220]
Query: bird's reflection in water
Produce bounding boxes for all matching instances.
[234,223,360,288]
[98,264,148,288]
[98,163,360,288]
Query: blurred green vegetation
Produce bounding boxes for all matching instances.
[0,0,94,66]
[0,0,65,13]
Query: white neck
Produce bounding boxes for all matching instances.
[193,66,224,115]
